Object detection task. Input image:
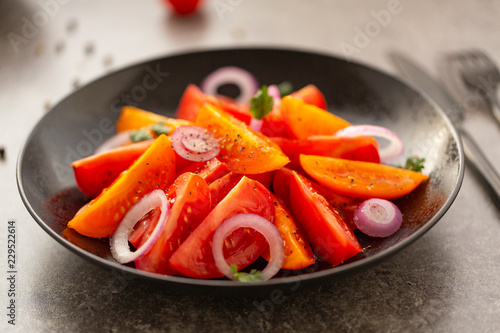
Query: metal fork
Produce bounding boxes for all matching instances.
[448,50,500,127]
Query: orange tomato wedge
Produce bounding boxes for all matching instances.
[280,96,350,139]
[300,155,429,200]
[67,135,176,238]
[261,194,316,270]
[194,104,290,174]
[116,105,191,133]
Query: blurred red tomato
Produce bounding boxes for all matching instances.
[164,0,202,15]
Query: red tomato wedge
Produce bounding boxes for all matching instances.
[272,167,294,208]
[72,140,154,198]
[300,155,429,200]
[169,176,275,279]
[194,104,290,174]
[134,173,211,275]
[67,135,176,238]
[208,172,244,210]
[262,194,316,270]
[280,96,351,139]
[176,84,250,122]
[178,157,229,184]
[289,171,362,266]
[208,171,272,211]
[117,106,190,133]
[272,135,380,167]
[176,84,212,122]
[290,84,327,110]
[272,167,362,230]
[128,207,162,248]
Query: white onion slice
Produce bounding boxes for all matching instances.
[171,126,220,162]
[335,125,404,163]
[201,66,259,104]
[212,214,285,282]
[353,198,402,237]
[94,131,133,155]
[110,190,169,264]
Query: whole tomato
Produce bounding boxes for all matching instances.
[164,0,202,15]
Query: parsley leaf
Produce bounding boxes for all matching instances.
[151,122,172,137]
[277,81,293,97]
[130,130,153,143]
[230,264,263,283]
[400,156,425,172]
[249,85,274,120]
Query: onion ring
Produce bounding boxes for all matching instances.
[212,214,285,282]
[201,66,259,104]
[335,125,404,163]
[171,126,220,162]
[110,190,169,264]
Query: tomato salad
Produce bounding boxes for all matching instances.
[67,67,428,282]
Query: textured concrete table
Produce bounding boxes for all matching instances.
[1,0,500,332]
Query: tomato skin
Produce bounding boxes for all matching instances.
[128,207,161,248]
[117,106,190,133]
[169,176,275,279]
[272,135,380,168]
[208,172,244,210]
[290,84,327,110]
[262,194,316,270]
[68,135,176,238]
[176,84,210,121]
[300,155,429,200]
[289,171,362,266]
[272,167,295,208]
[280,96,350,139]
[272,167,361,230]
[72,140,154,198]
[178,157,229,184]
[134,173,211,275]
[245,171,272,190]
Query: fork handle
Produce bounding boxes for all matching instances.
[460,129,500,206]
[488,92,500,128]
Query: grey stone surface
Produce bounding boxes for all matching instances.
[1,0,500,332]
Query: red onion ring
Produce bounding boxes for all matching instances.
[212,214,285,282]
[353,198,402,237]
[94,130,133,155]
[335,125,404,163]
[171,126,220,162]
[201,66,259,104]
[110,190,169,264]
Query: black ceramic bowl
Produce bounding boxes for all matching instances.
[17,48,464,297]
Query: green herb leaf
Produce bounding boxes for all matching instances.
[229,264,263,283]
[249,85,274,120]
[151,122,172,137]
[399,156,425,172]
[277,81,293,97]
[130,130,152,143]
